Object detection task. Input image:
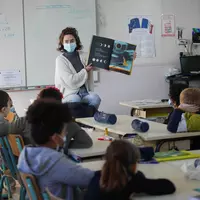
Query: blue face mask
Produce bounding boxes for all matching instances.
[64,43,77,52]
[10,106,16,113]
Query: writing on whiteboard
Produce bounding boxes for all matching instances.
[36,5,71,9]
[0,27,15,39]
[0,13,8,24]
[0,13,15,39]
[36,4,92,19]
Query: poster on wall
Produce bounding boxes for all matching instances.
[161,14,175,37]
[128,16,156,58]
[0,70,22,87]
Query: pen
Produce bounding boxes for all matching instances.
[98,136,113,141]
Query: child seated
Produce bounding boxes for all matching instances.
[18,100,94,199]
[0,90,16,189]
[164,83,188,124]
[167,88,200,133]
[5,97,19,123]
[38,87,93,150]
[0,87,93,150]
[85,140,175,200]
[0,90,11,132]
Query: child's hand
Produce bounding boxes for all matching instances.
[178,104,199,113]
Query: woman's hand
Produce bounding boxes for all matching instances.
[85,63,93,72]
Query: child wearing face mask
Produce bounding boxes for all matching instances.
[164,83,188,124]
[167,88,200,133]
[0,90,12,130]
[0,90,17,189]
[18,100,94,200]
[5,97,19,123]
[0,87,93,150]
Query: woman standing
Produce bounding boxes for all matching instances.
[55,27,101,109]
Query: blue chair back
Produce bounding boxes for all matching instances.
[0,135,26,200]
[20,172,50,200]
[0,136,18,179]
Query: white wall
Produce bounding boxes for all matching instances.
[8,90,38,117]
[8,0,200,116]
[93,0,200,114]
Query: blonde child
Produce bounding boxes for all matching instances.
[167,88,200,133]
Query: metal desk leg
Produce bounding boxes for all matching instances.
[155,140,166,152]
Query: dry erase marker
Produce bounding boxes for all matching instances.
[98,136,113,141]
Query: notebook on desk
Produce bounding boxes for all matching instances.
[155,151,200,162]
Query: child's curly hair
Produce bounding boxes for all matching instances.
[38,87,63,101]
[26,100,72,145]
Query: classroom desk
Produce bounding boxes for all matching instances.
[80,160,199,200]
[76,115,167,137]
[76,115,200,151]
[119,100,172,118]
[68,130,110,162]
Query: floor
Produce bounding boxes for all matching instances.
[2,181,20,200]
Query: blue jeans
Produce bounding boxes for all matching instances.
[63,92,101,109]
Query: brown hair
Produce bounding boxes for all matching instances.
[180,88,200,107]
[100,140,140,191]
[0,90,9,110]
[57,27,83,52]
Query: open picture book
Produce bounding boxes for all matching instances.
[87,35,137,75]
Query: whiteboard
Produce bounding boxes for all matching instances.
[0,0,26,87]
[24,0,96,86]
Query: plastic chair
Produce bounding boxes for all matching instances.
[0,136,26,200]
[5,112,15,123]
[7,135,24,157]
[20,172,50,200]
[13,135,73,200]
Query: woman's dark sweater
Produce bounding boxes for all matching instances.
[84,171,176,200]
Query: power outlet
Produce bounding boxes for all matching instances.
[93,70,99,83]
